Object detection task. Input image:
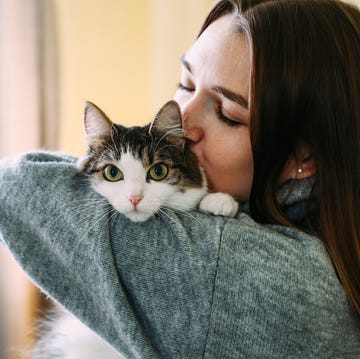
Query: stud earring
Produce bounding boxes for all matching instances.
[297,168,303,174]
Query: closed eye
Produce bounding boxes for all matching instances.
[178,83,195,92]
[215,106,243,127]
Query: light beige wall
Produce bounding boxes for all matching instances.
[54,0,214,155]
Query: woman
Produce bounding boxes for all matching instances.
[1,0,359,357]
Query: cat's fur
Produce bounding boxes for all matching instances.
[77,100,209,222]
[32,101,238,358]
[32,309,123,359]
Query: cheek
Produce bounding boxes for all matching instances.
[209,131,252,170]
[143,182,173,204]
[205,134,254,200]
[92,181,128,207]
[215,148,253,180]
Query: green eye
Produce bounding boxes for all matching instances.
[148,163,168,181]
[103,165,124,182]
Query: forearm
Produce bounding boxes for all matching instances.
[0,151,221,357]
[0,151,91,294]
[0,151,78,245]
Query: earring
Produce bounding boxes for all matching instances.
[297,168,303,174]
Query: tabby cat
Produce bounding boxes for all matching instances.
[32,100,238,359]
[77,100,238,221]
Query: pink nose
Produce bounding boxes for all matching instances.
[130,195,143,207]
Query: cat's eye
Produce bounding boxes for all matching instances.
[102,165,124,182]
[148,164,168,181]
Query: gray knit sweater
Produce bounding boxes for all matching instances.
[0,151,359,358]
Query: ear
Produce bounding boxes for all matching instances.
[149,100,184,136]
[83,102,115,145]
[279,141,316,183]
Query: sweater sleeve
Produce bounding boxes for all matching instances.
[0,151,223,358]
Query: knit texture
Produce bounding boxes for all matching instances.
[1,152,359,358]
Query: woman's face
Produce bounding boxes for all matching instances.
[174,14,253,202]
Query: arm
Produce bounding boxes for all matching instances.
[1,152,359,357]
[0,151,223,358]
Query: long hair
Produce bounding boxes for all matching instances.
[200,0,360,317]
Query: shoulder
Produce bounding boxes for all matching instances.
[205,213,360,357]
[219,213,347,313]
[221,212,332,277]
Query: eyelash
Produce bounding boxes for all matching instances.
[215,106,242,127]
[178,83,194,92]
[178,82,241,127]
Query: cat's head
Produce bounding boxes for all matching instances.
[77,100,207,222]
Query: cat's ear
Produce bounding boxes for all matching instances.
[84,102,116,145]
[149,100,184,137]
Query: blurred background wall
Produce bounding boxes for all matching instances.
[55,0,214,155]
[0,0,213,357]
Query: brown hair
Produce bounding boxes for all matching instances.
[200,0,360,316]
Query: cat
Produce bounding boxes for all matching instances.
[77,99,238,221]
[32,100,238,359]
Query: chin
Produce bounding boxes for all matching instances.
[125,210,154,223]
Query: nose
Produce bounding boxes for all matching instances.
[129,195,143,207]
[180,97,205,143]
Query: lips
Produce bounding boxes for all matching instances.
[196,159,214,191]
[188,143,212,187]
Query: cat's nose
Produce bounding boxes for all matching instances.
[129,195,143,207]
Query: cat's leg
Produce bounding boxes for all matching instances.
[199,193,239,218]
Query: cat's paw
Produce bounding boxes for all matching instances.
[199,193,239,218]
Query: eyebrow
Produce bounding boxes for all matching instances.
[212,86,248,109]
[180,55,192,72]
[180,55,249,110]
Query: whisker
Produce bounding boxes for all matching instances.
[157,209,178,239]
[160,205,204,228]
[41,196,110,256]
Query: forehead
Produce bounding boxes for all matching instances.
[184,14,250,93]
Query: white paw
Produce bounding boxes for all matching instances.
[199,192,239,218]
